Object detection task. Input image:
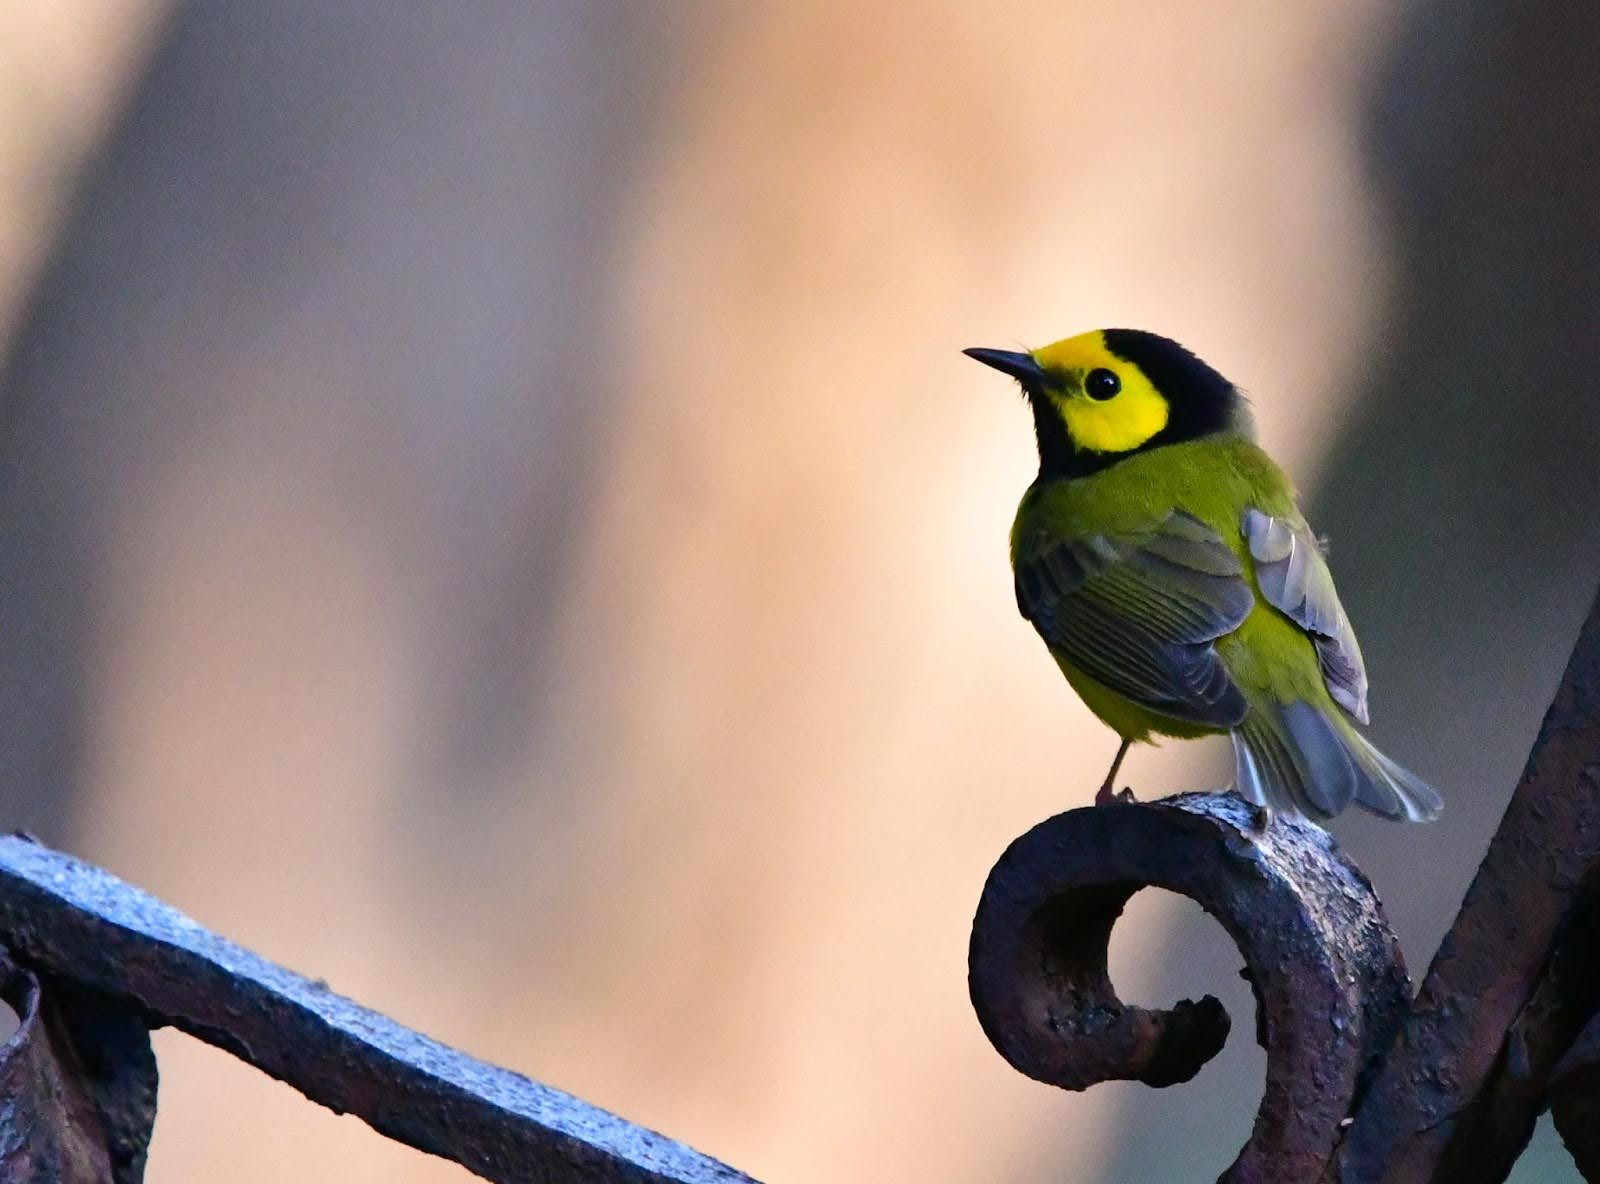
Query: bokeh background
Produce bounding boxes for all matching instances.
[1,2,1598,1181]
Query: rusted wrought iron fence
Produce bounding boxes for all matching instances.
[971,587,1600,1183]
[3,588,1600,1183]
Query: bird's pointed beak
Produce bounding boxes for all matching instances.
[963,347,1047,387]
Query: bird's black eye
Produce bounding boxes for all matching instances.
[1085,368,1121,400]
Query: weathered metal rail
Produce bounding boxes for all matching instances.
[2,601,1597,1182]
[0,833,755,1184]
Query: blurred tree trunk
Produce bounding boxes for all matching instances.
[0,2,656,840]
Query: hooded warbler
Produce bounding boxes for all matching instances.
[966,329,1440,824]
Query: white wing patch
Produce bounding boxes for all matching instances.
[1243,507,1370,723]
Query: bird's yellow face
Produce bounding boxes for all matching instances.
[1028,331,1170,456]
[965,328,1244,480]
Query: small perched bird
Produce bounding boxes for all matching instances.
[966,329,1440,823]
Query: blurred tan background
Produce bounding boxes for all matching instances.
[1,2,1597,1182]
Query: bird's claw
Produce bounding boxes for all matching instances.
[1094,785,1138,806]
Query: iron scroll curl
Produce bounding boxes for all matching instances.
[967,792,1409,1183]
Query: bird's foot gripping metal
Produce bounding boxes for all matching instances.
[967,791,1410,1183]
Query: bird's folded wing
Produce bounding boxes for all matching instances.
[1014,510,1254,727]
[1242,507,1370,723]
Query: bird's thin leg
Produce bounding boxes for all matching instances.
[1095,738,1133,806]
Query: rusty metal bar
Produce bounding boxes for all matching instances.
[0,949,156,1184]
[1334,591,1600,1183]
[0,835,757,1184]
[968,792,1410,1183]
[1550,1009,1600,1178]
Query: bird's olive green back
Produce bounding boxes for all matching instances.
[1011,434,1298,566]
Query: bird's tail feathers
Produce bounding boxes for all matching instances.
[1231,699,1441,823]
